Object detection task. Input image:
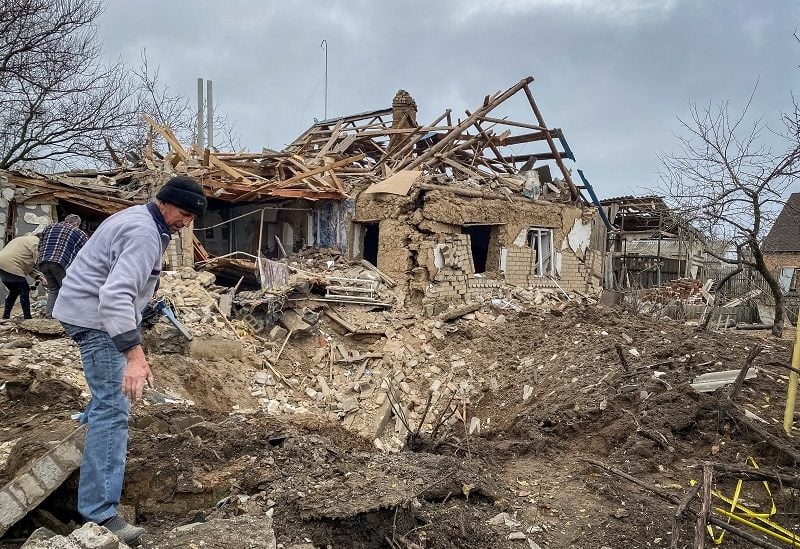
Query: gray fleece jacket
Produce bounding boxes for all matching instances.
[53,203,171,352]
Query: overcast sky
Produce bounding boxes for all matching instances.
[97,0,800,200]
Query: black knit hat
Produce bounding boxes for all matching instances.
[155,176,207,217]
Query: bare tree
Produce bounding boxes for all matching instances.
[111,50,241,161]
[0,0,139,169]
[659,91,800,336]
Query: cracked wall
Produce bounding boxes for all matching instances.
[353,187,602,303]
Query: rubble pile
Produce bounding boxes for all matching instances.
[0,73,798,547]
[2,286,799,547]
[640,277,707,304]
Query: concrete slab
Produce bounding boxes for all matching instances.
[0,424,86,536]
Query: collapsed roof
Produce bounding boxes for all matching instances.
[2,76,581,215]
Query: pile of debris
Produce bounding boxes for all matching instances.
[640,277,707,304]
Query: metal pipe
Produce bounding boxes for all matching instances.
[195,250,259,264]
[206,80,213,150]
[197,78,205,149]
[193,206,311,231]
[320,40,328,120]
[784,316,800,435]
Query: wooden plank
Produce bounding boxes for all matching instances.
[437,155,491,180]
[323,308,358,332]
[268,189,346,199]
[496,130,552,146]
[363,170,421,196]
[478,116,545,131]
[208,154,251,182]
[143,114,188,159]
[521,83,578,201]
[360,259,397,287]
[315,120,343,159]
[234,154,365,201]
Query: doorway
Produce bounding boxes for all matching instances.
[363,223,379,266]
[462,225,491,273]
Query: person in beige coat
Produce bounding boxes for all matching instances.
[0,233,43,319]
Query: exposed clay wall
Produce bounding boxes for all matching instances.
[16,201,55,236]
[352,187,602,304]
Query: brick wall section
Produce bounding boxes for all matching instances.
[0,425,86,536]
[425,236,603,304]
[764,253,800,273]
[164,225,196,270]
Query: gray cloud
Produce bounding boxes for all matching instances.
[97,0,800,198]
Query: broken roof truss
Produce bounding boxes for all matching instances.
[3,76,582,213]
[288,76,580,201]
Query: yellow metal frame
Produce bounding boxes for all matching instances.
[706,457,800,546]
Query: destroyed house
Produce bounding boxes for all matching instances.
[596,196,711,288]
[0,77,603,304]
[299,77,603,306]
[762,192,800,294]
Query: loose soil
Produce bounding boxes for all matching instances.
[2,304,799,548]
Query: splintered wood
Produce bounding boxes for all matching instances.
[8,76,583,224]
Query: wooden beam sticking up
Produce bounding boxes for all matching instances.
[143,114,188,160]
[521,83,579,201]
[466,110,514,174]
[402,77,534,171]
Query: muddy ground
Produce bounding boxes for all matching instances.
[1,303,800,548]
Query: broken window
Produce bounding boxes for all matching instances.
[527,227,554,276]
[462,225,491,273]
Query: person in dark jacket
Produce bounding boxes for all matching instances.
[37,214,88,316]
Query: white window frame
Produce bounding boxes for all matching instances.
[527,227,554,276]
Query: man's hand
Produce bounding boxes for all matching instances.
[122,345,154,401]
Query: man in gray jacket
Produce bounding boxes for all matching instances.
[54,176,206,544]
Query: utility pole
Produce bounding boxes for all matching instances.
[320,39,328,120]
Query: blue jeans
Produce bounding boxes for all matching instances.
[62,323,130,523]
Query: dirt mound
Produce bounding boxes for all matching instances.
[2,302,798,548]
[123,408,507,548]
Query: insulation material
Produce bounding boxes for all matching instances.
[258,258,290,290]
[567,219,591,254]
[433,244,446,270]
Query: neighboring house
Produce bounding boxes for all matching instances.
[762,193,800,294]
[593,195,714,289]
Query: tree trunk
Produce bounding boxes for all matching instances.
[752,246,784,337]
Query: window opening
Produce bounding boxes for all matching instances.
[527,227,554,276]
